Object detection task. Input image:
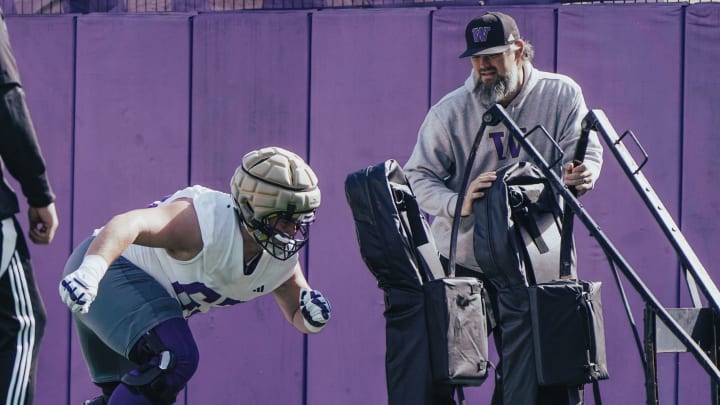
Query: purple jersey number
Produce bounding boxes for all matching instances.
[172,281,244,316]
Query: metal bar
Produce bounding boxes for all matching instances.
[707,308,720,405]
[713,314,720,405]
[643,306,659,405]
[483,104,720,384]
[585,110,720,313]
[448,120,489,278]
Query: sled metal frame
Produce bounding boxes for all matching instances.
[577,111,720,405]
[581,110,720,405]
[644,307,719,405]
[482,105,720,402]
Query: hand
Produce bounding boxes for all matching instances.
[59,255,108,313]
[300,288,331,333]
[563,162,595,197]
[461,171,497,216]
[28,203,59,244]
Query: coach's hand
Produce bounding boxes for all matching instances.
[300,288,331,333]
[461,171,497,216]
[59,255,108,313]
[563,162,595,197]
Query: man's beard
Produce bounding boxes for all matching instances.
[477,68,519,108]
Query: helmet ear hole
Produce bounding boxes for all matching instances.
[230,147,321,260]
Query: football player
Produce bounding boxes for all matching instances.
[60,146,331,405]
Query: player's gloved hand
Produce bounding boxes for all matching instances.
[300,288,331,333]
[59,255,108,314]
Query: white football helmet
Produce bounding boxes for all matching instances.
[231,146,321,260]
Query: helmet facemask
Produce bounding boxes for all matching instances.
[230,146,321,261]
[246,208,315,261]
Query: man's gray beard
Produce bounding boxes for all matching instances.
[477,68,519,108]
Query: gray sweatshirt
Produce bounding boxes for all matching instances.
[404,62,603,271]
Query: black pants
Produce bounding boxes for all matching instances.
[383,285,456,405]
[441,257,583,405]
[0,217,46,405]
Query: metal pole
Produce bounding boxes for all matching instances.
[483,104,720,384]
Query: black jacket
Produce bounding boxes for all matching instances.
[0,11,54,219]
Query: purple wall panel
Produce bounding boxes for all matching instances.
[4,15,75,405]
[188,11,310,405]
[73,14,191,404]
[558,5,685,404]
[680,5,720,404]
[431,6,555,106]
[308,8,433,404]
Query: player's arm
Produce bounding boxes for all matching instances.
[87,197,203,264]
[273,264,311,332]
[273,264,331,334]
[60,198,203,313]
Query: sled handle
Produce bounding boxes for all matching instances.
[447,114,496,278]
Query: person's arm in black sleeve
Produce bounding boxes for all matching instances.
[0,84,54,205]
[0,83,58,244]
[0,9,57,243]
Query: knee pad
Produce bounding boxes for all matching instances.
[122,321,199,405]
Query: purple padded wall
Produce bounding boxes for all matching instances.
[683,7,720,261]
[681,5,720,404]
[73,13,192,404]
[188,11,310,405]
[308,8,433,404]
[558,5,685,404]
[6,5,720,405]
[4,15,75,405]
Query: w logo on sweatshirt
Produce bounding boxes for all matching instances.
[489,129,526,160]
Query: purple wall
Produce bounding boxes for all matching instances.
[308,8,433,404]
[680,4,720,403]
[4,4,720,404]
[72,13,193,403]
[188,11,311,404]
[559,5,686,404]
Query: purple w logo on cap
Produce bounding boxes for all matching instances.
[460,12,521,58]
[472,27,492,43]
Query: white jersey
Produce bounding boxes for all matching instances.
[119,185,298,318]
